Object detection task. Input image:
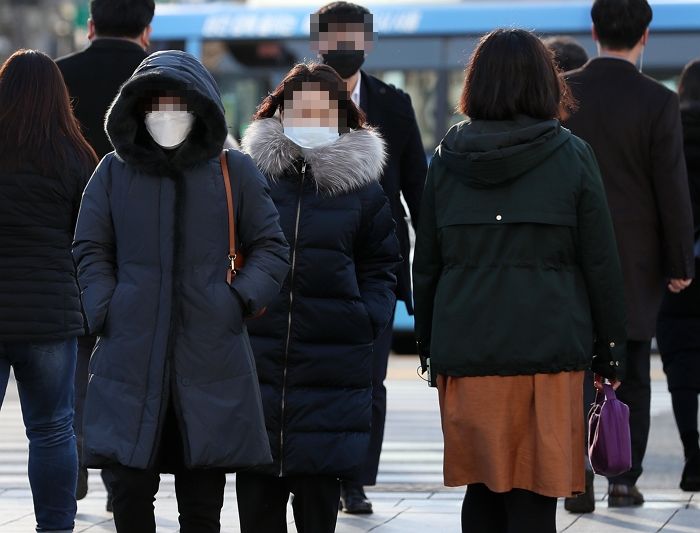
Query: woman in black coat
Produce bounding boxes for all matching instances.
[656,59,700,492]
[238,63,401,533]
[0,49,97,533]
[72,50,290,532]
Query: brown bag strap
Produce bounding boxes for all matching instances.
[220,151,237,283]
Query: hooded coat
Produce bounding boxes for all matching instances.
[72,51,290,470]
[241,118,401,477]
[413,117,627,381]
[657,105,700,391]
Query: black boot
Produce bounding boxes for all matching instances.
[681,451,700,492]
[565,468,595,513]
[339,481,373,514]
[76,467,89,500]
[608,484,644,507]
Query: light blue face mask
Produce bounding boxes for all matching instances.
[282,125,340,149]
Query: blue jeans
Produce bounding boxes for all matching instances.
[0,338,78,532]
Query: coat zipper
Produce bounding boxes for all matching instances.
[279,161,306,477]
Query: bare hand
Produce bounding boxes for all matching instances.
[594,373,621,391]
[668,278,692,293]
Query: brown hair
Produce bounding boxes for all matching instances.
[459,29,575,121]
[0,49,98,178]
[253,62,365,132]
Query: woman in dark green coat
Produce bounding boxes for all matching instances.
[413,29,627,533]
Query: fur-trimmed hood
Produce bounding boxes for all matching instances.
[105,50,228,175]
[241,118,387,196]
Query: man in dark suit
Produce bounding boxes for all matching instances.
[311,1,427,514]
[57,0,152,159]
[564,0,695,509]
[56,0,154,508]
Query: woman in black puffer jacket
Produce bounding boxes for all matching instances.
[657,59,700,492]
[238,63,401,533]
[0,49,97,533]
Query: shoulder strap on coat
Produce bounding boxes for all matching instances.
[220,151,238,284]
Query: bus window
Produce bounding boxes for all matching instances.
[368,69,438,153]
[447,69,465,129]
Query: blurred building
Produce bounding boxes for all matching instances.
[0,0,83,61]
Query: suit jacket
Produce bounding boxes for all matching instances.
[360,72,427,311]
[564,57,695,340]
[57,38,148,158]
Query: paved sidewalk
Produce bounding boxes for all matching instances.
[1,355,699,532]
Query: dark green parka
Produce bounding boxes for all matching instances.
[413,117,627,380]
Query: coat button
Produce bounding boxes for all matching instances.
[609,361,614,366]
[609,341,616,348]
[496,214,503,221]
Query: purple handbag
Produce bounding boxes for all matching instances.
[588,383,632,477]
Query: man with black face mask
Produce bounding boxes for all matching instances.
[311,1,428,515]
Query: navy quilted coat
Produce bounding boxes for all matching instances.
[72,51,290,470]
[241,118,401,477]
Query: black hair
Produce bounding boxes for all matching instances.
[90,0,155,38]
[591,0,653,50]
[679,59,700,106]
[459,29,574,121]
[542,36,589,72]
[314,1,371,30]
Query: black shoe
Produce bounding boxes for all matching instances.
[339,483,373,515]
[565,469,595,513]
[106,492,113,513]
[76,467,89,500]
[608,484,644,507]
[680,451,700,492]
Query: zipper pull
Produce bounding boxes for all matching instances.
[301,161,307,178]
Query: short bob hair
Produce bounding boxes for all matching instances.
[253,62,365,132]
[459,29,574,121]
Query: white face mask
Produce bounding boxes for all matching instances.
[282,125,339,149]
[145,110,195,149]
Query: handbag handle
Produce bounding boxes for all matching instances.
[220,151,238,284]
[595,383,618,404]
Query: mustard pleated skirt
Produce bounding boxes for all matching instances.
[437,371,585,498]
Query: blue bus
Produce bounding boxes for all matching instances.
[150,1,700,352]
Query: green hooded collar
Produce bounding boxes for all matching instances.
[436,115,572,188]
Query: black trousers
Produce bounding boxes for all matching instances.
[608,340,652,486]
[74,335,112,492]
[461,484,557,533]
[346,307,395,486]
[236,472,340,533]
[108,402,226,533]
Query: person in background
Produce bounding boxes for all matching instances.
[543,35,589,72]
[413,29,627,533]
[564,0,695,509]
[656,58,700,492]
[56,0,153,507]
[0,49,98,533]
[238,62,401,533]
[311,1,427,514]
[57,0,152,158]
[73,50,290,533]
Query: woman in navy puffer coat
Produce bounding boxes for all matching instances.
[237,63,401,533]
[73,50,290,532]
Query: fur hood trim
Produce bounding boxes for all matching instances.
[241,118,387,196]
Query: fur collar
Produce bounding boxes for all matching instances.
[241,118,387,196]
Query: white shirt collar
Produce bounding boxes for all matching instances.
[350,72,362,108]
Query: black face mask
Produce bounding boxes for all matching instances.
[321,50,365,79]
